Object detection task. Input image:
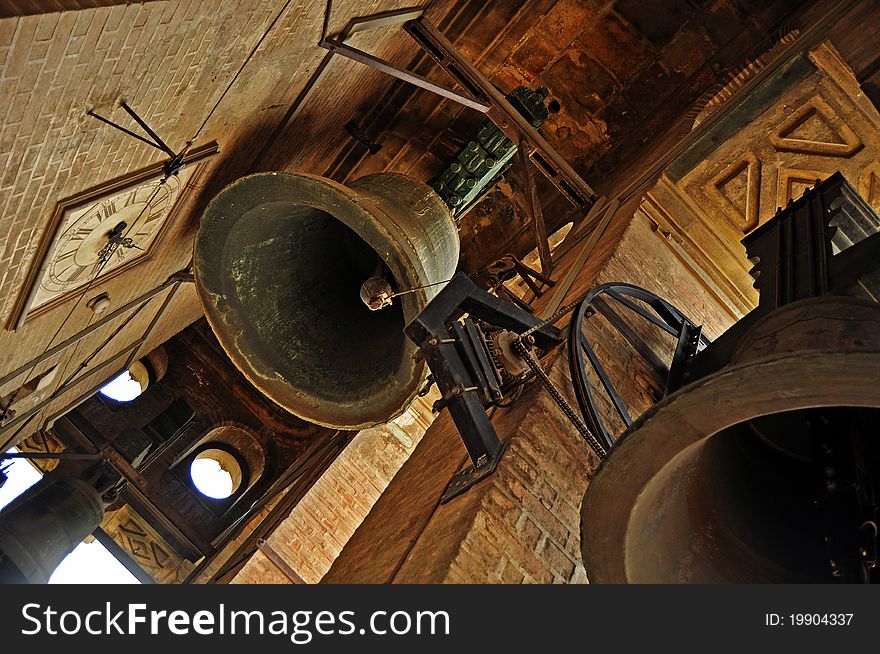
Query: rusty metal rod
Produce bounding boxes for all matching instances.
[1,451,103,461]
[257,539,307,584]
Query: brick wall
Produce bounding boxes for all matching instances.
[435,363,595,584]
[320,354,598,583]
[231,393,437,584]
[0,2,167,20]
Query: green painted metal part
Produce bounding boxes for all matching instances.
[430,86,551,220]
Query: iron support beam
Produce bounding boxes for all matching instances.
[92,527,157,585]
[341,7,424,36]
[405,273,562,500]
[0,451,103,461]
[0,271,182,390]
[320,37,491,112]
[257,539,307,584]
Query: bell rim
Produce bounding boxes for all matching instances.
[581,297,880,583]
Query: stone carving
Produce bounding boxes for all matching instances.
[859,161,880,212]
[103,505,189,584]
[706,152,762,232]
[13,430,65,473]
[639,41,880,321]
[769,95,862,157]
[775,167,829,209]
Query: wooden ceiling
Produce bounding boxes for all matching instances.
[283,0,824,273]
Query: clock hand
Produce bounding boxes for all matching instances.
[98,219,139,263]
[108,221,127,239]
[117,236,144,251]
[98,237,124,263]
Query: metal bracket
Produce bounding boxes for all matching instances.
[320,35,490,112]
[344,120,382,154]
[405,273,562,495]
[474,254,555,313]
[665,322,703,395]
[257,538,307,584]
[87,100,193,182]
[441,439,510,503]
[87,101,177,158]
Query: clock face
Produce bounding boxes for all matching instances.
[30,173,187,313]
[6,142,218,331]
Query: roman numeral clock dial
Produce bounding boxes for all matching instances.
[7,142,217,330]
[43,178,178,294]
[30,175,182,312]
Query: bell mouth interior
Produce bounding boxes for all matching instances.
[625,406,879,583]
[220,200,409,414]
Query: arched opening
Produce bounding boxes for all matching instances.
[190,448,243,500]
[100,360,150,402]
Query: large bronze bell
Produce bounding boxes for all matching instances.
[0,477,105,583]
[580,297,880,583]
[194,172,459,430]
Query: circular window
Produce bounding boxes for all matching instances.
[100,360,150,402]
[190,448,243,499]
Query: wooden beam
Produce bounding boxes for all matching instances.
[555,196,607,257]
[540,199,619,319]
[517,141,553,276]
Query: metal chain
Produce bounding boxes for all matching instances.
[520,290,594,340]
[500,280,613,458]
[511,337,607,459]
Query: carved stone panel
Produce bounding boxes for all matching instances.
[706,151,762,233]
[768,95,863,158]
[102,505,192,584]
[682,44,880,233]
[13,430,65,474]
[641,42,880,317]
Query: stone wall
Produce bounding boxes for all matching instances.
[322,361,596,584]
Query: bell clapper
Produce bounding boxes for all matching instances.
[360,259,395,311]
[360,275,395,311]
[360,263,456,312]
